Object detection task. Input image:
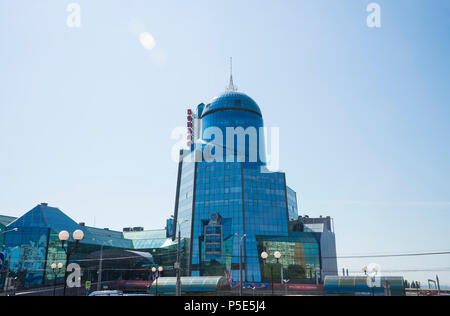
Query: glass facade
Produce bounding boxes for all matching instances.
[176,160,291,282]
[201,91,266,164]
[191,162,243,278]
[324,276,406,296]
[175,151,196,241]
[258,233,321,280]
[149,276,229,296]
[173,89,303,282]
[1,204,81,288]
[242,164,289,282]
[174,155,320,282]
[3,227,50,287]
[0,204,189,290]
[0,215,16,249]
[173,83,339,283]
[286,186,299,221]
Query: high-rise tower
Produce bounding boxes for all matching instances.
[172,71,310,283]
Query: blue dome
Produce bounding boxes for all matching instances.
[201,91,262,118]
[200,90,266,165]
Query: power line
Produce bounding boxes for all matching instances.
[5,250,450,265]
[335,251,450,259]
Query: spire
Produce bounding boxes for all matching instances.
[227,57,237,91]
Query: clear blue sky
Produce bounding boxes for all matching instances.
[1,0,449,285]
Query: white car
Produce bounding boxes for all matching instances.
[89,290,123,296]
[88,290,152,296]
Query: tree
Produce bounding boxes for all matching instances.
[286,264,306,279]
[263,263,283,280]
[201,260,226,276]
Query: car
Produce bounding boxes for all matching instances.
[88,290,153,296]
[89,290,123,296]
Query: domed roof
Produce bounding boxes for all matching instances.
[201,91,262,118]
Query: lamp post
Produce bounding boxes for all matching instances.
[260,252,270,295]
[51,262,63,296]
[274,251,281,296]
[235,233,246,296]
[59,229,84,296]
[362,266,368,275]
[371,265,379,296]
[171,217,188,297]
[94,239,113,291]
[261,251,281,296]
[152,266,163,296]
[363,265,379,296]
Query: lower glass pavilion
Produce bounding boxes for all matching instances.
[0,203,185,289]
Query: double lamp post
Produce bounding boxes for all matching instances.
[58,229,84,296]
[261,250,282,296]
[152,266,163,296]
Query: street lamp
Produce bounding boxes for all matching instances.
[235,233,246,296]
[260,251,272,295]
[171,216,189,296]
[274,251,282,295]
[152,266,163,296]
[0,228,18,235]
[93,239,113,291]
[58,230,69,242]
[362,266,368,275]
[274,251,281,261]
[371,265,380,296]
[59,229,84,296]
[51,262,63,296]
[261,251,281,296]
[363,264,379,296]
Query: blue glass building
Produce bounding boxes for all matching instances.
[0,77,337,292]
[171,78,337,283]
[0,204,187,290]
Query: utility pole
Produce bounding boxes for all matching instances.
[383,280,391,296]
[239,239,243,296]
[235,233,246,297]
[436,275,441,296]
[173,218,188,297]
[97,244,104,291]
[95,239,111,292]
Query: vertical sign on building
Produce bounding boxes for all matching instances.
[187,109,194,148]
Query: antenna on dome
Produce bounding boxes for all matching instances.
[227,57,237,92]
